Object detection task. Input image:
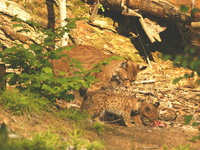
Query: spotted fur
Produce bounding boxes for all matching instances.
[81,90,159,127]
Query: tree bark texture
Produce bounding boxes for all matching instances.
[87,0,200,49]
[0,0,44,48]
[87,0,200,22]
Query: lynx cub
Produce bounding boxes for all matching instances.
[81,90,159,127]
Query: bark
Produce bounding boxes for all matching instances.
[87,0,200,48]
[58,0,69,46]
[0,0,44,48]
[46,0,55,29]
[87,0,200,22]
[191,22,200,28]
[0,63,6,91]
[46,0,56,51]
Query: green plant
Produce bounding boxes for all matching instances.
[56,109,89,123]
[99,4,105,12]
[67,128,105,150]
[0,122,8,150]
[0,89,50,115]
[67,128,85,149]
[184,115,200,142]
[163,115,199,149]
[163,144,193,150]
[91,122,105,134]
[7,131,66,150]
[86,140,105,150]
[0,18,96,102]
[163,47,200,84]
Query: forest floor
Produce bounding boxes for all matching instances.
[0,1,200,149]
[70,12,200,149]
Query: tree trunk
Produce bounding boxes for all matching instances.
[59,0,69,46]
[87,0,200,22]
[46,0,56,51]
[86,0,200,49]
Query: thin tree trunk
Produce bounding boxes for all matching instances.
[46,0,56,51]
[87,0,200,21]
[59,0,69,46]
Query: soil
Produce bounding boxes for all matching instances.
[69,11,200,149]
[0,1,200,150]
[101,124,199,150]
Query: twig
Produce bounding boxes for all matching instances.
[121,5,156,43]
[191,22,200,28]
[103,118,121,123]
[133,80,156,84]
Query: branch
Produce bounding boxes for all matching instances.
[121,5,165,43]
[191,22,200,28]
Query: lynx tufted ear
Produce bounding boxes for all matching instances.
[121,61,128,70]
[153,102,160,108]
[145,106,151,112]
[139,65,147,71]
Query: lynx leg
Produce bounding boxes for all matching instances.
[132,115,143,126]
[92,109,105,125]
[122,111,134,127]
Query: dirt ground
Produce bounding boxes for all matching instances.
[69,17,200,149]
[96,60,200,150]
[0,2,200,149]
[93,60,200,150]
[101,124,199,150]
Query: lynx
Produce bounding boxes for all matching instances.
[51,45,146,92]
[81,90,160,127]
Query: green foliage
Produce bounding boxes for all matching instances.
[86,140,105,150]
[0,19,96,102]
[1,125,104,150]
[184,115,193,125]
[91,55,123,74]
[184,115,200,143]
[99,4,105,12]
[0,123,8,150]
[163,47,200,84]
[164,115,200,149]
[173,73,194,85]
[163,144,193,150]
[7,131,66,150]
[0,89,50,115]
[67,128,105,150]
[91,122,105,134]
[67,128,85,149]
[56,109,89,123]
[180,5,189,13]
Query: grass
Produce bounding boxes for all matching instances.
[0,89,50,115]
[56,108,89,123]
[91,122,105,134]
[163,144,194,150]
[4,131,67,150]
[0,122,105,150]
[0,89,105,149]
[67,127,105,150]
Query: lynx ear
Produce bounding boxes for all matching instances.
[135,101,142,110]
[121,61,128,69]
[139,65,147,71]
[153,102,160,108]
[145,106,150,112]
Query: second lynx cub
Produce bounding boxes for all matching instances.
[81,90,160,127]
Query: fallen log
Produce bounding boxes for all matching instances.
[86,0,200,49]
[87,0,200,22]
[191,22,200,28]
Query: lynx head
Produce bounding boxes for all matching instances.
[113,60,147,88]
[139,101,160,122]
